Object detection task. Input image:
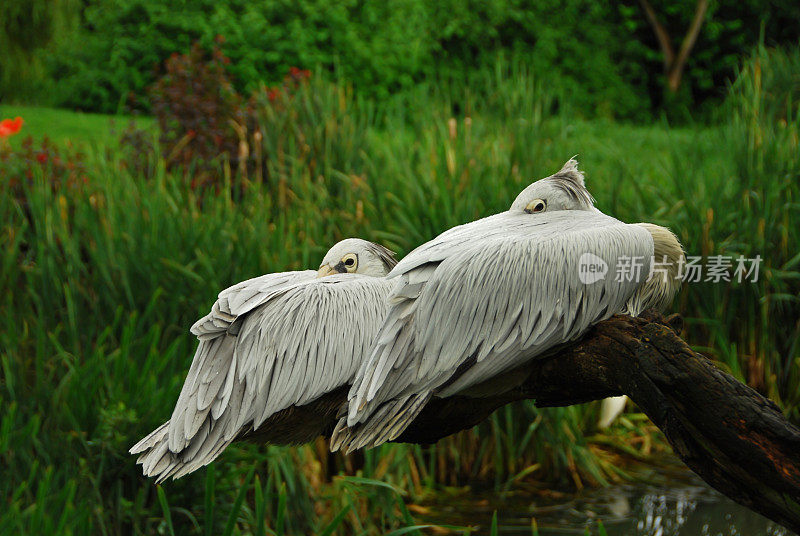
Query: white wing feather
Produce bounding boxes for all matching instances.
[339,210,653,449]
[132,272,392,481]
[190,270,316,339]
[169,274,393,450]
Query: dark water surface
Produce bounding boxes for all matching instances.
[421,468,795,536]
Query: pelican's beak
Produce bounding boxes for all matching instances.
[317,264,336,278]
[317,262,348,278]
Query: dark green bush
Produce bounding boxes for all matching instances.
[21,0,800,119]
[13,1,800,118]
[36,0,661,118]
[47,0,437,113]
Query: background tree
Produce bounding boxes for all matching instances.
[3,1,800,118]
[0,0,77,101]
[638,0,708,93]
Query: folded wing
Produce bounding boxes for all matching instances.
[190,270,315,339]
[132,273,392,481]
[335,210,653,450]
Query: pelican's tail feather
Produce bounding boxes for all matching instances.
[130,420,233,483]
[330,392,431,453]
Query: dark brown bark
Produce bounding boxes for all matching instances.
[638,0,709,92]
[396,312,800,533]
[638,0,675,70]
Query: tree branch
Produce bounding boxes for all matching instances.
[637,0,709,92]
[396,312,800,533]
[668,0,709,91]
[638,0,675,69]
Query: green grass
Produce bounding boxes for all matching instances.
[0,104,155,149]
[1,46,798,535]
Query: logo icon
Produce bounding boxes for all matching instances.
[578,253,608,284]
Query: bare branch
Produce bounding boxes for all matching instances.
[638,0,710,92]
[668,0,710,91]
[638,0,675,69]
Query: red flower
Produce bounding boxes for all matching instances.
[36,152,48,163]
[0,117,23,138]
[266,87,281,102]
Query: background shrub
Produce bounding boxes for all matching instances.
[5,0,798,119]
[145,37,252,189]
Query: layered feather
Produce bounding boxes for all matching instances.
[131,272,393,482]
[332,210,654,451]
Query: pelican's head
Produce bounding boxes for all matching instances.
[510,158,595,215]
[317,238,398,278]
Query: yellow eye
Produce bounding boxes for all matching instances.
[342,254,357,270]
[525,199,547,214]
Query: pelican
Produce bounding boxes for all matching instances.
[131,238,397,482]
[331,159,683,452]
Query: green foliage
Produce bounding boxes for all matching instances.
[0,46,798,534]
[1,0,57,52]
[0,0,77,101]
[485,0,800,120]
[27,0,798,118]
[45,0,437,113]
[145,38,253,188]
[646,0,800,116]
[0,134,89,208]
[709,43,800,414]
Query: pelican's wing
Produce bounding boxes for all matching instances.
[190,270,316,339]
[334,210,653,450]
[133,274,392,481]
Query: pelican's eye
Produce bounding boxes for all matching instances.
[525,199,547,214]
[342,254,357,271]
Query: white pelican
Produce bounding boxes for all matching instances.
[131,239,396,482]
[332,159,683,452]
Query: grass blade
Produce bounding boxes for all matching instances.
[223,467,255,536]
[156,486,176,536]
[205,465,216,536]
[318,504,351,536]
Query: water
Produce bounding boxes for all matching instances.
[420,468,796,535]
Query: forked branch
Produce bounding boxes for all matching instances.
[638,0,710,92]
